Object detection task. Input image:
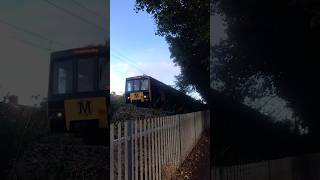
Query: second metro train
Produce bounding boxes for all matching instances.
[124,75,205,113]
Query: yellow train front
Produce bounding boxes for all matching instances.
[47,46,109,132]
[125,76,151,107]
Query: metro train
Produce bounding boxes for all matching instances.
[47,45,109,132]
[124,75,205,113]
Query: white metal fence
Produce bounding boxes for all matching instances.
[212,152,320,180]
[110,110,210,180]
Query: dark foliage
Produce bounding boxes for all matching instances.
[212,0,320,136]
[210,90,314,166]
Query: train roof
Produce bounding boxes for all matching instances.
[50,45,108,59]
[125,75,150,80]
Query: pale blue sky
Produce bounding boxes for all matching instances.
[110,0,180,95]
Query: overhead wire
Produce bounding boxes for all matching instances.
[69,0,107,20]
[110,53,149,76]
[111,68,127,76]
[0,19,61,51]
[1,0,107,52]
[110,48,149,75]
[0,18,66,47]
[12,36,51,52]
[68,0,108,40]
[42,0,106,32]
[110,54,130,76]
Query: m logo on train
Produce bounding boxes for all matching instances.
[78,101,92,114]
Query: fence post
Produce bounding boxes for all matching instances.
[158,117,162,180]
[155,117,159,180]
[175,115,179,167]
[135,120,138,180]
[179,114,182,165]
[148,118,152,180]
[170,116,172,164]
[144,118,148,180]
[163,116,166,168]
[194,112,197,147]
[110,123,114,180]
[268,160,271,180]
[152,118,156,180]
[124,121,128,180]
[159,117,164,179]
[165,116,168,165]
[117,122,122,180]
[127,120,133,180]
[139,119,143,180]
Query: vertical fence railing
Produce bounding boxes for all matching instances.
[110,110,210,180]
[212,157,310,180]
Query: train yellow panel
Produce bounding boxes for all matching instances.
[64,97,107,130]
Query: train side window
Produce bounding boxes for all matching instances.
[141,79,149,90]
[127,81,133,92]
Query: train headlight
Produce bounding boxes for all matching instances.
[57,112,63,118]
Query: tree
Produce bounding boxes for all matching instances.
[135,0,210,101]
[212,0,320,135]
[2,92,11,103]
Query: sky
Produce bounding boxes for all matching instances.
[0,0,108,105]
[110,0,181,95]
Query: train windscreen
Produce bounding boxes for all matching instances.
[77,58,95,92]
[126,78,149,92]
[141,79,148,90]
[51,56,103,95]
[52,60,73,94]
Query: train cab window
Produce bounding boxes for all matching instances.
[141,79,149,90]
[52,60,73,94]
[133,79,140,91]
[77,58,95,92]
[99,57,109,90]
[127,81,133,92]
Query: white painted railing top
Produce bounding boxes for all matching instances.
[110,110,210,180]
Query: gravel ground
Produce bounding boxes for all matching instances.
[173,130,210,180]
[11,133,109,180]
